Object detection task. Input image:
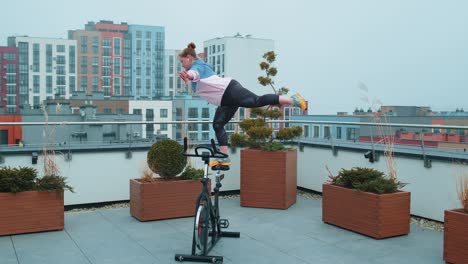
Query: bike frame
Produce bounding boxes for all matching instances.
[175,138,240,263]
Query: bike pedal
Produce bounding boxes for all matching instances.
[219,219,229,229]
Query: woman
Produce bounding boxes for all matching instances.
[179,42,307,163]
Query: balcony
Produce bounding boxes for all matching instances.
[0,120,465,264]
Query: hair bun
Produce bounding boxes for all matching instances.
[187,42,196,49]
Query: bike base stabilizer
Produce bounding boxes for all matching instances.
[175,254,222,263]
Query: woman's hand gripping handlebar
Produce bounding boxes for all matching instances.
[182,137,228,159]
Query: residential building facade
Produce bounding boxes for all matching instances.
[164,49,185,97]
[69,21,129,98]
[128,25,165,99]
[172,94,217,142]
[7,36,77,108]
[0,47,19,113]
[128,100,173,139]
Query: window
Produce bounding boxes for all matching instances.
[56,55,66,65]
[313,126,320,138]
[92,57,98,74]
[146,40,151,52]
[69,76,76,92]
[56,65,65,75]
[146,109,154,118]
[202,123,209,131]
[169,55,174,74]
[3,53,16,60]
[160,108,168,118]
[33,43,40,72]
[103,38,111,47]
[202,132,209,141]
[160,123,167,131]
[80,56,88,74]
[113,58,121,75]
[202,108,209,118]
[188,108,198,118]
[81,36,88,53]
[133,109,142,115]
[169,77,173,89]
[46,75,52,93]
[304,125,310,138]
[56,76,65,86]
[92,77,98,92]
[33,96,40,108]
[56,45,65,52]
[114,78,121,95]
[189,133,198,141]
[113,38,121,56]
[81,76,87,90]
[188,123,198,131]
[324,126,331,139]
[33,75,40,93]
[92,37,99,54]
[346,128,357,141]
[336,127,342,139]
[69,45,76,73]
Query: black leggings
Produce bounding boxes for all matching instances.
[213,79,280,146]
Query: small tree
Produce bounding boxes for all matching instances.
[230,51,303,151]
[147,139,187,180]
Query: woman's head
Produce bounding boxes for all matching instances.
[179,42,197,70]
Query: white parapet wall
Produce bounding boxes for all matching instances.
[2,144,463,222]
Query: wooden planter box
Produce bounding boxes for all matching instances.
[0,191,64,236]
[130,178,207,221]
[443,209,468,263]
[322,184,410,239]
[240,149,297,209]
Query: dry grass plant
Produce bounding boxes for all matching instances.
[139,161,156,183]
[41,104,60,177]
[454,162,468,213]
[359,82,397,180]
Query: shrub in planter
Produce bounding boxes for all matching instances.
[130,139,206,221]
[323,167,410,239]
[331,167,398,194]
[147,139,187,180]
[0,166,73,236]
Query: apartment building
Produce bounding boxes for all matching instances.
[7,36,77,108]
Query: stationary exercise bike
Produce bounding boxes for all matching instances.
[175,138,240,263]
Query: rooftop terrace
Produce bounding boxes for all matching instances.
[0,195,444,264]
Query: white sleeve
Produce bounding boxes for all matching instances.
[187,70,200,82]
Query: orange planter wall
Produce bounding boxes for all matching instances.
[322,184,410,239]
[130,179,208,221]
[240,149,297,209]
[444,209,468,264]
[0,191,64,236]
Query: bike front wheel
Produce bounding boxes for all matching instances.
[194,203,210,255]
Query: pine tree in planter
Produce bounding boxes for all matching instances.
[230,51,303,209]
[130,139,206,221]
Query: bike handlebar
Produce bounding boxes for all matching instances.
[182,137,228,159]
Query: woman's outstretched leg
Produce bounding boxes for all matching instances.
[222,80,307,110]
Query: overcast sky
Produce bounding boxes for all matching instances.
[1,0,467,114]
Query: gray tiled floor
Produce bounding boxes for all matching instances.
[0,196,445,264]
